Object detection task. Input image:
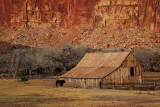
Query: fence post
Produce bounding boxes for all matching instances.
[154,82,156,90]
[130,82,134,90]
[112,82,115,89]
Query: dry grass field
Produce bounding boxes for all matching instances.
[0,79,160,107]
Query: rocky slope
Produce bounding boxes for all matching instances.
[0,27,159,49]
[0,0,160,32]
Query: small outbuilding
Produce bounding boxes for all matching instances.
[61,52,142,88]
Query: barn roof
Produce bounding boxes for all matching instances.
[61,51,131,79]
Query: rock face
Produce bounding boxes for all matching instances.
[0,0,160,32]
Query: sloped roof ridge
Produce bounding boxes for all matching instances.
[86,51,130,54]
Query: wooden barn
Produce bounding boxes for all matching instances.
[61,52,142,88]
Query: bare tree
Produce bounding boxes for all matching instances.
[21,48,45,77]
[151,52,160,72]
[21,47,60,77]
[9,49,26,78]
[0,54,10,69]
[49,43,91,69]
[133,48,160,72]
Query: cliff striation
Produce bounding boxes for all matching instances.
[0,0,160,32]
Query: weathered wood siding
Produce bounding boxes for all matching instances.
[61,78,102,88]
[104,53,142,84]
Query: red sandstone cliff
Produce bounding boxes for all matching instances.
[0,0,160,32]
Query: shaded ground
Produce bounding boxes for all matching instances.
[0,79,160,107]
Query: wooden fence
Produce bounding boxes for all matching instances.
[101,75,160,90]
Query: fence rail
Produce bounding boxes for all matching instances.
[142,76,160,79]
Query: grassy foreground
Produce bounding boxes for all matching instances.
[0,79,160,107]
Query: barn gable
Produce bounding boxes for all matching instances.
[61,52,132,79]
[104,53,142,84]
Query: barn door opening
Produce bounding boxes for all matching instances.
[131,67,134,76]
